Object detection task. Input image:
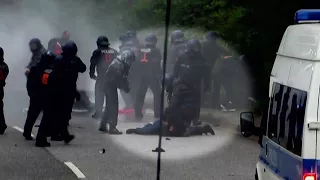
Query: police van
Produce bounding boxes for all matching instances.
[240,9,320,180]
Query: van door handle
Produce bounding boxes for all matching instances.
[265,144,268,155]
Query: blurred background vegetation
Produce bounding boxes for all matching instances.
[116,0,320,112]
[4,0,320,112]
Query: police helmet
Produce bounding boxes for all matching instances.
[186,39,201,53]
[96,36,110,47]
[126,30,137,38]
[117,50,135,66]
[145,33,157,45]
[29,38,42,52]
[170,30,185,44]
[119,34,129,43]
[62,40,78,56]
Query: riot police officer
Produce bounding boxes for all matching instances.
[0,47,9,135]
[118,31,140,114]
[61,41,86,135]
[173,39,211,125]
[26,51,56,139]
[36,41,85,147]
[90,36,118,118]
[118,32,138,53]
[25,38,46,76]
[167,30,187,74]
[201,31,238,110]
[126,74,215,137]
[126,30,140,45]
[23,38,47,140]
[134,33,161,119]
[201,31,221,69]
[99,50,136,134]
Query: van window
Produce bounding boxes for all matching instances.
[267,83,307,156]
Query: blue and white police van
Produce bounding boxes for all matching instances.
[240,9,320,180]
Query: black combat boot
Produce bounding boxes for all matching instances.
[109,127,123,135]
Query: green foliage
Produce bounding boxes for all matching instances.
[120,0,316,111]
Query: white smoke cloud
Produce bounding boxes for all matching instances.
[0,0,126,91]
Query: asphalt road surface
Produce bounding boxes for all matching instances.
[1,83,260,180]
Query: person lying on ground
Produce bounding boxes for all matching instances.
[126,77,215,136]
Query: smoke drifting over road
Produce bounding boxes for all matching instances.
[0,0,124,91]
[0,0,254,114]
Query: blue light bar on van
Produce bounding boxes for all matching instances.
[295,9,320,24]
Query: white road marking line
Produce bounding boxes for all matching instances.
[12,126,35,138]
[12,126,24,133]
[72,109,89,113]
[64,162,86,179]
[13,126,86,178]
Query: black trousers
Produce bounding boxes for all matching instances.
[66,91,75,121]
[134,76,161,117]
[0,87,5,132]
[36,97,54,142]
[94,81,105,115]
[36,92,70,142]
[23,95,43,137]
[100,85,118,129]
[120,68,138,109]
[212,72,235,107]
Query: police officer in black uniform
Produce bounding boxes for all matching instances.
[201,31,222,69]
[0,47,9,135]
[99,50,136,134]
[173,39,211,125]
[61,41,86,135]
[164,30,187,101]
[36,41,85,147]
[25,38,46,76]
[23,38,47,140]
[119,32,138,53]
[134,33,161,119]
[201,31,236,110]
[118,31,140,113]
[24,51,56,140]
[126,30,140,45]
[126,74,215,136]
[167,30,187,74]
[90,36,118,118]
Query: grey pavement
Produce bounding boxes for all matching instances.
[0,127,76,180]
[1,82,261,180]
[44,114,259,180]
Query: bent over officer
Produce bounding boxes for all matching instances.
[99,50,136,134]
[173,39,211,125]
